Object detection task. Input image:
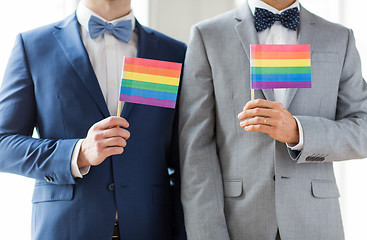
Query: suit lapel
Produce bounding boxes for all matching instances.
[284,5,317,109]
[53,13,110,118]
[120,21,160,118]
[234,4,275,101]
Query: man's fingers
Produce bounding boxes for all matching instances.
[103,146,125,159]
[91,146,124,163]
[101,127,130,140]
[92,138,127,161]
[238,108,273,120]
[102,137,127,148]
[243,99,283,111]
[243,124,273,134]
[95,116,129,130]
[240,116,270,127]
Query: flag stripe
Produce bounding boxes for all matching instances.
[120,87,177,101]
[251,51,310,60]
[251,81,312,89]
[120,94,176,109]
[251,59,311,67]
[123,63,181,78]
[121,79,179,93]
[251,74,311,82]
[251,66,311,75]
[123,72,180,86]
[251,44,310,52]
[124,57,182,71]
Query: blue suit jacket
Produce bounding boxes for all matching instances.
[0,13,187,240]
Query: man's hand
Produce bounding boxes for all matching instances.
[77,116,130,168]
[237,99,299,144]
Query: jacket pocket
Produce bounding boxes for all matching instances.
[32,184,74,203]
[223,180,243,198]
[311,179,340,198]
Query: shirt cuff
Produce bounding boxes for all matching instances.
[286,116,304,151]
[71,139,90,178]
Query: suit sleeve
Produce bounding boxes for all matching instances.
[0,34,77,184]
[178,26,231,240]
[290,29,367,163]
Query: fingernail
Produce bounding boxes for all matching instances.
[238,111,245,119]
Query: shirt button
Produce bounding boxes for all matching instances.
[108,183,115,191]
[107,45,114,50]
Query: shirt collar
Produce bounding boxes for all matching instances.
[248,0,300,15]
[76,1,136,33]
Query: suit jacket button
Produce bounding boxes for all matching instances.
[108,183,115,191]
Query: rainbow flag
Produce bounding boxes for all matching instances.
[250,44,311,89]
[119,57,182,109]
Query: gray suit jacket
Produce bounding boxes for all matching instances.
[179,3,367,240]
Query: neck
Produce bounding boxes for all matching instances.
[261,0,296,11]
[82,0,131,21]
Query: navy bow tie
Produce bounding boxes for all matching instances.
[254,7,300,32]
[88,15,133,43]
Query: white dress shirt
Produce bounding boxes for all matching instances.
[71,2,138,178]
[248,0,304,150]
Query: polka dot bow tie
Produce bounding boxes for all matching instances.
[254,7,300,32]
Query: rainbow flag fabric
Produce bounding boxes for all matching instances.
[250,44,311,89]
[119,57,182,109]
